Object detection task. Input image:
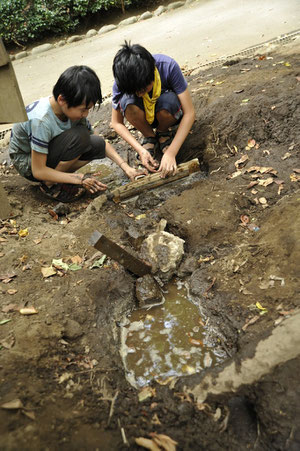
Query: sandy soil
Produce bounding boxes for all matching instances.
[0,39,299,450]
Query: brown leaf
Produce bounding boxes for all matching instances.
[293,168,300,174]
[1,303,19,313]
[135,437,160,451]
[7,289,18,295]
[150,433,178,451]
[234,155,248,169]
[19,307,38,315]
[247,181,258,189]
[189,338,203,346]
[0,273,17,282]
[242,315,260,331]
[1,399,23,410]
[41,266,57,278]
[22,410,36,420]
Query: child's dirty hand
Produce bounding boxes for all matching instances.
[140,148,159,173]
[81,174,107,193]
[125,166,148,182]
[158,154,177,178]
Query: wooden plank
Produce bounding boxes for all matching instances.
[111,158,200,202]
[0,38,27,124]
[0,183,12,219]
[89,230,152,276]
[0,40,9,67]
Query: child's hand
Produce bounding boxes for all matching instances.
[140,148,159,173]
[81,174,107,193]
[158,154,177,178]
[125,166,148,182]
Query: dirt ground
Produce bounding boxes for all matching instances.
[0,38,299,450]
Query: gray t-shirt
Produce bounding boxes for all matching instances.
[9,96,91,178]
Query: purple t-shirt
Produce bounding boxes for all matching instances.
[112,54,188,109]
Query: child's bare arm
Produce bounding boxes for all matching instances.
[111,109,157,172]
[104,141,147,181]
[31,150,106,193]
[159,89,195,178]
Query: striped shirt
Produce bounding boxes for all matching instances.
[9,96,91,178]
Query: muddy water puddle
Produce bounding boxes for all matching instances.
[120,280,227,388]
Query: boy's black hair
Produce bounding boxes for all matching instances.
[53,65,102,107]
[113,41,155,94]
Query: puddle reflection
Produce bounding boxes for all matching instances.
[121,279,226,387]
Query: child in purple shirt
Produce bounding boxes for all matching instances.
[111,42,195,178]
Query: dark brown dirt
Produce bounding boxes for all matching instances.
[0,39,299,450]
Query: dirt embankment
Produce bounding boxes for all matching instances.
[0,39,299,450]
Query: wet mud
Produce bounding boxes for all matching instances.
[0,39,299,450]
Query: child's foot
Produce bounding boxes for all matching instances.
[141,136,158,157]
[156,130,173,154]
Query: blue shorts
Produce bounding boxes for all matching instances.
[118,90,183,127]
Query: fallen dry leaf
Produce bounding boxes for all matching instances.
[135,437,160,451]
[242,315,260,331]
[292,168,300,174]
[18,228,29,237]
[138,386,156,402]
[7,289,18,295]
[150,432,178,451]
[189,338,203,346]
[247,181,258,189]
[1,399,23,410]
[290,174,300,182]
[41,266,57,278]
[1,303,19,313]
[234,155,249,169]
[19,307,38,315]
[258,177,274,187]
[259,197,268,205]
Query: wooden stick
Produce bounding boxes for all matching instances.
[111,158,200,202]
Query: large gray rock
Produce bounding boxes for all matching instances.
[140,220,185,282]
[98,24,117,35]
[119,17,138,26]
[139,11,153,21]
[168,1,185,10]
[154,6,166,16]
[67,35,83,44]
[136,274,163,307]
[56,40,66,47]
[31,43,53,55]
[15,51,28,60]
[86,29,97,38]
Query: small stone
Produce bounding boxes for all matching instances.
[119,17,138,26]
[154,6,166,16]
[67,35,83,44]
[98,24,117,35]
[136,274,163,307]
[15,51,28,60]
[139,11,153,21]
[177,256,198,277]
[86,29,97,38]
[168,1,185,10]
[31,43,53,55]
[63,319,83,339]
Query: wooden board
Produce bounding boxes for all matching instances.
[0,38,27,124]
[0,183,12,219]
[111,158,200,202]
[89,230,152,276]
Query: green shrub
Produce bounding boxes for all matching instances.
[0,0,132,46]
